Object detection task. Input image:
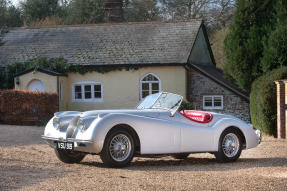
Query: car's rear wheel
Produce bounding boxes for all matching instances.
[100,129,135,168]
[215,128,243,162]
[172,153,189,159]
[54,149,86,164]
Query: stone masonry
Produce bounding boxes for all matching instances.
[188,69,250,122]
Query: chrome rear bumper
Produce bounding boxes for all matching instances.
[255,129,262,144]
[41,135,101,154]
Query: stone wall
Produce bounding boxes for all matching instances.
[188,69,250,122]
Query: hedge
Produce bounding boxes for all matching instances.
[0,90,58,125]
[250,67,287,136]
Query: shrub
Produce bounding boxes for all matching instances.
[0,57,140,90]
[262,24,287,72]
[250,67,287,136]
[0,90,58,125]
[223,0,277,92]
[0,57,70,90]
[179,100,193,111]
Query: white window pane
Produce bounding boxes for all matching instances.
[142,91,149,98]
[142,83,149,90]
[75,85,82,99]
[152,83,159,91]
[94,92,101,98]
[85,92,91,99]
[94,85,101,92]
[75,92,82,99]
[214,97,222,107]
[84,85,91,99]
[142,74,159,81]
[204,97,212,107]
[94,85,102,98]
[75,85,81,93]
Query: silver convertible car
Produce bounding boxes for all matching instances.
[42,92,261,167]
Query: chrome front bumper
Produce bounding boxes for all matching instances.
[41,135,101,154]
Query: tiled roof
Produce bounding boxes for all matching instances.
[0,20,202,66]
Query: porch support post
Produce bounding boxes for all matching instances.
[275,80,286,139]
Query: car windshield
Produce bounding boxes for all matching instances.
[137,92,183,113]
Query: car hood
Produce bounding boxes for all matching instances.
[51,109,169,133]
[54,109,167,119]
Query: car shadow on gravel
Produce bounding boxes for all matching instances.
[129,157,287,171]
[0,125,45,147]
[81,157,287,171]
[0,165,71,191]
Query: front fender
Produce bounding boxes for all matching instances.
[212,118,258,150]
[89,113,146,153]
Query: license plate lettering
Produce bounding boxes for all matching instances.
[66,143,73,150]
[57,142,73,150]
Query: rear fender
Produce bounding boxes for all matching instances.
[212,118,258,151]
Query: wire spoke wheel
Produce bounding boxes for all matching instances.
[222,133,240,158]
[109,134,132,162]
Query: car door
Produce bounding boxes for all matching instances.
[138,112,181,154]
[174,113,216,152]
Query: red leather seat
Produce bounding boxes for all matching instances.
[179,110,213,123]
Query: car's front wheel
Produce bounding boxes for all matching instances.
[214,128,243,162]
[54,149,86,164]
[100,129,135,168]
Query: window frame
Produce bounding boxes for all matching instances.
[72,81,103,102]
[202,95,223,110]
[140,73,161,100]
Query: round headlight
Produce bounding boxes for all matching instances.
[77,118,86,132]
[53,117,60,129]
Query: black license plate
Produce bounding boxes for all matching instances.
[56,142,74,150]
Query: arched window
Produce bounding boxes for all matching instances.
[27,79,45,92]
[140,73,161,99]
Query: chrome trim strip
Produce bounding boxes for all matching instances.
[41,135,94,143]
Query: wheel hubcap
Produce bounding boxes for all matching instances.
[222,133,240,158]
[109,134,131,162]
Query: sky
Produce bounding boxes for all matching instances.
[10,0,162,8]
[10,0,21,6]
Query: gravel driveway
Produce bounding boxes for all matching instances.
[0,124,286,191]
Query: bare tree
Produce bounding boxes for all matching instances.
[205,0,235,30]
[160,0,214,20]
[159,0,235,31]
[123,0,162,22]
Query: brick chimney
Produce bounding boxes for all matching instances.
[104,0,123,23]
[275,80,286,139]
